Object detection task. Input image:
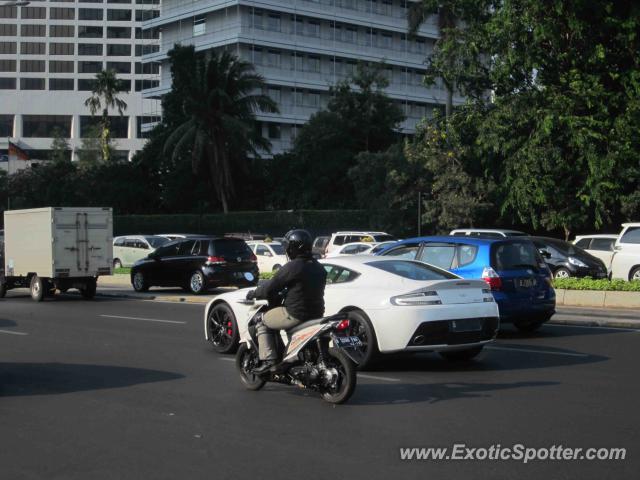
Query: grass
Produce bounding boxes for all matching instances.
[553,277,640,292]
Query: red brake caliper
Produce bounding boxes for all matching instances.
[227,321,233,336]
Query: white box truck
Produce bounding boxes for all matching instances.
[0,207,113,301]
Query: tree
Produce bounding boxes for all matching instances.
[163,46,277,213]
[48,127,71,164]
[267,62,405,209]
[84,69,128,163]
[75,125,114,169]
[406,0,640,238]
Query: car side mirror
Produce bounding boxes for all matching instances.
[539,249,552,259]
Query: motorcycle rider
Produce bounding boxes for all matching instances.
[246,229,327,374]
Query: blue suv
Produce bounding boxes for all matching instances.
[377,236,555,331]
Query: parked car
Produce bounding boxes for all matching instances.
[113,235,171,268]
[450,228,528,238]
[377,236,555,331]
[573,234,618,268]
[224,232,269,241]
[367,241,398,255]
[325,242,376,257]
[204,256,500,367]
[325,231,395,255]
[157,233,191,241]
[610,223,640,281]
[530,237,608,279]
[312,236,330,258]
[131,236,259,294]
[247,240,288,272]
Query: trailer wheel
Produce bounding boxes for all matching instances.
[80,279,97,300]
[30,276,46,302]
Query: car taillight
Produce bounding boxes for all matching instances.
[336,319,350,331]
[250,252,258,263]
[482,267,502,290]
[207,256,226,265]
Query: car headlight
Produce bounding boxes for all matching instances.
[568,257,587,268]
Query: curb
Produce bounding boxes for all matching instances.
[96,291,212,304]
[555,288,640,309]
[548,318,640,329]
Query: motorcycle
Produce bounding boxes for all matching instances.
[235,298,362,404]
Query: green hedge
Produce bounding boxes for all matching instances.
[554,277,640,291]
[114,210,377,237]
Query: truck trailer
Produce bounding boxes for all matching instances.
[0,207,113,301]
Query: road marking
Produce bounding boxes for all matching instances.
[358,373,401,382]
[99,315,186,325]
[219,357,235,362]
[487,346,588,357]
[0,329,29,336]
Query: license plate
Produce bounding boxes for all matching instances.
[450,319,482,332]
[518,278,536,288]
[334,336,363,348]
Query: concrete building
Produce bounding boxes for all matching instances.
[0,0,162,165]
[142,0,462,154]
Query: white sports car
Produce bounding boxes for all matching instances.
[204,256,500,367]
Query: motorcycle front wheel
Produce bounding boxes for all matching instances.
[320,348,357,404]
[236,344,266,391]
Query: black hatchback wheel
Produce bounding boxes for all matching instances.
[207,303,239,354]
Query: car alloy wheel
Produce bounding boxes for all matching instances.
[132,272,148,292]
[190,271,205,294]
[554,268,571,279]
[630,267,640,282]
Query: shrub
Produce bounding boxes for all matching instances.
[553,277,640,292]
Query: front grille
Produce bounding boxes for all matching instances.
[407,317,499,347]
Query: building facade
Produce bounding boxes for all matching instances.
[142,0,463,154]
[0,0,161,165]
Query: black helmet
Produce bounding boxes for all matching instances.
[282,229,312,260]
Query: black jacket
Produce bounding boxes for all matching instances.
[254,256,327,321]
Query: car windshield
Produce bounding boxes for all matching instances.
[542,238,582,256]
[145,236,171,248]
[366,260,457,280]
[492,241,541,271]
[270,244,285,255]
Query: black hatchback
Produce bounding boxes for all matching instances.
[130,236,259,294]
[530,236,608,279]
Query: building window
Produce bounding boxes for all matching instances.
[307,20,320,38]
[49,43,75,55]
[135,44,159,56]
[0,78,16,89]
[20,78,46,90]
[80,115,129,138]
[135,26,159,39]
[21,42,46,55]
[268,123,281,140]
[0,41,16,54]
[135,62,159,74]
[79,26,103,38]
[23,115,72,137]
[267,50,281,68]
[78,43,102,56]
[49,78,74,91]
[135,79,158,91]
[108,9,132,21]
[136,116,161,138]
[252,10,263,29]
[0,23,17,36]
[107,61,131,73]
[50,8,75,20]
[0,6,17,19]
[266,14,280,32]
[135,9,159,21]
[0,59,16,72]
[20,60,45,73]
[0,115,13,136]
[79,8,104,21]
[50,25,75,37]
[379,33,392,49]
[107,26,131,38]
[78,79,96,91]
[193,16,205,36]
[267,87,281,103]
[306,55,321,73]
[78,61,103,73]
[107,44,131,56]
[108,0,133,3]
[20,7,46,19]
[21,24,46,37]
[49,60,74,73]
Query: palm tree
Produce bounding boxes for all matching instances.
[408,1,456,119]
[84,69,128,163]
[163,49,278,213]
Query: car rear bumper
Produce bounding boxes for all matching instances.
[203,266,259,287]
[370,302,500,353]
[497,297,556,323]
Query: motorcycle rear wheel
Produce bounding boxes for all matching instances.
[236,344,266,391]
[320,348,357,404]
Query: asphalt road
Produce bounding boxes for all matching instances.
[1,294,638,480]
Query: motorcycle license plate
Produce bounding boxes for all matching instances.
[334,336,363,348]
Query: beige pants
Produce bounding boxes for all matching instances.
[257,307,301,361]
